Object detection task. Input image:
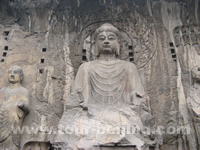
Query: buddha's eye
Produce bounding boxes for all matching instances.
[14,70,20,74]
[98,36,105,41]
[108,35,116,40]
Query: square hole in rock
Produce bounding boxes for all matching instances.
[42,48,46,52]
[172,54,176,58]
[41,59,45,63]
[4,31,9,36]
[82,56,87,61]
[129,52,134,56]
[1,59,4,62]
[4,46,8,50]
[130,58,134,62]
[39,69,44,73]
[82,49,86,54]
[3,52,7,57]
[171,49,175,54]
[129,45,133,50]
[169,42,174,47]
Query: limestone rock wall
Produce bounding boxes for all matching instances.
[0,0,199,149]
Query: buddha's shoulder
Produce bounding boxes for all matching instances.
[20,86,29,92]
[119,60,137,69]
[78,61,93,70]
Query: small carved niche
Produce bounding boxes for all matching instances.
[171,48,175,54]
[169,42,174,47]
[3,52,7,57]
[129,52,134,57]
[82,56,87,61]
[1,59,4,62]
[129,45,133,50]
[41,59,45,63]
[172,54,176,62]
[4,46,8,50]
[3,31,9,36]
[82,49,86,55]
[42,48,47,52]
[130,58,134,62]
[39,69,44,73]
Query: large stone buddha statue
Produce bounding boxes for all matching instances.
[56,23,156,150]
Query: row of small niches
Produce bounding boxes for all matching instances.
[81,45,135,62]
[169,42,177,62]
[1,31,10,62]
[1,46,9,62]
[1,47,46,61]
[38,48,47,73]
[3,31,9,40]
[40,48,47,64]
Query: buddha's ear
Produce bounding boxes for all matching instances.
[116,40,120,56]
[91,41,99,59]
[20,72,24,83]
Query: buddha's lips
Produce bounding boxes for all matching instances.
[103,45,110,48]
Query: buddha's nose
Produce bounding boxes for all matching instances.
[104,41,109,44]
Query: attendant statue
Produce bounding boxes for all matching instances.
[187,66,200,148]
[57,23,156,150]
[0,66,30,150]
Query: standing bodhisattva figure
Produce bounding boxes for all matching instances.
[0,66,30,150]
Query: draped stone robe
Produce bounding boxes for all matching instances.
[0,86,29,150]
[57,59,155,149]
[73,59,145,109]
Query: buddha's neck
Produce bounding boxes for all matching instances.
[98,53,116,61]
[8,83,21,89]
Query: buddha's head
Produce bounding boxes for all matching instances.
[8,66,24,84]
[94,23,120,57]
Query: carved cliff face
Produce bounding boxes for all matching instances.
[96,31,119,55]
[8,66,23,84]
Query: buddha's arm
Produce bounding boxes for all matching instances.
[17,89,30,114]
[71,63,90,108]
[128,63,145,94]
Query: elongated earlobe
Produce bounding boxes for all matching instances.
[92,42,99,58]
[116,42,120,56]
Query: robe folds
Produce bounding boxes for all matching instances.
[58,59,155,149]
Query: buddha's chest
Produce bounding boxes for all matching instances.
[88,61,128,104]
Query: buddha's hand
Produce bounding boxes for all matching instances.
[17,100,25,109]
[76,88,84,103]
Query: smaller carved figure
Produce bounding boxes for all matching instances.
[187,66,200,147]
[0,66,30,150]
[182,26,190,46]
[174,26,181,47]
[190,26,198,45]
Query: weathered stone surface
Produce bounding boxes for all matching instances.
[0,0,199,149]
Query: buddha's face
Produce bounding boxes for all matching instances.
[8,67,22,83]
[96,31,119,55]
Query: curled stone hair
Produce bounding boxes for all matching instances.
[94,23,120,40]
